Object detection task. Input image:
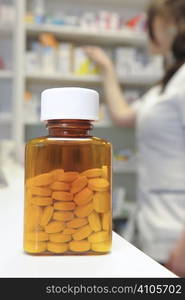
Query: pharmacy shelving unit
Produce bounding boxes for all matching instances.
[0,24,13,38]
[12,0,155,218]
[26,23,147,47]
[26,72,159,87]
[12,0,155,159]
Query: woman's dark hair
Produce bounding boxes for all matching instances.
[147,0,185,91]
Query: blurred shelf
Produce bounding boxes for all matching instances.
[26,72,102,85]
[0,70,13,79]
[24,122,135,135]
[26,72,160,87]
[0,25,13,36]
[113,166,137,174]
[113,200,136,219]
[119,74,162,86]
[83,0,149,8]
[0,114,12,124]
[26,24,147,47]
[113,157,138,174]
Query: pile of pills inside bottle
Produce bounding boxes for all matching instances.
[24,166,112,254]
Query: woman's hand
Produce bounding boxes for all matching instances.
[166,234,185,277]
[84,46,114,73]
[84,46,136,128]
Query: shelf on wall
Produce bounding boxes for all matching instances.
[113,157,138,174]
[113,166,137,174]
[80,0,149,8]
[72,0,149,7]
[24,121,135,132]
[26,24,147,47]
[113,200,136,220]
[26,72,102,85]
[26,72,160,87]
[0,25,13,37]
[0,113,12,124]
[0,70,13,79]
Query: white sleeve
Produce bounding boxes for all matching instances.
[130,99,143,112]
[130,86,160,113]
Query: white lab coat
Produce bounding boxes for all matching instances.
[124,63,185,262]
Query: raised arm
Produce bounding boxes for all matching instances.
[85,46,137,127]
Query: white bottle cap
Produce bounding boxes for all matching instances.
[41,87,99,121]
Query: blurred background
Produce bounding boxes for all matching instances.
[0,0,163,235]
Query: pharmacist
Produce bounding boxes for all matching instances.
[85,0,185,276]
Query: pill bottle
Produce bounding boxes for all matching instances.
[24,87,112,255]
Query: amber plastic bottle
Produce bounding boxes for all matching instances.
[24,88,112,255]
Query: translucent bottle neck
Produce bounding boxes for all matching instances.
[46,119,93,138]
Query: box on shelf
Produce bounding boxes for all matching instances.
[0,57,5,69]
[41,46,58,73]
[115,47,164,78]
[113,187,126,219]
[32,0,45,24]
[57,43,73,74]
[73,47,100,75]
[0,4,15,26]
[113,149,138,173]
[25,37,99,76]
[23,91,40,124]
[25,51,41,72]
[25,3,146,34]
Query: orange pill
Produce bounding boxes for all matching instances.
[26,173,53,187]
[88,178,109,192]
[45,221,65,233]
[26,205,43,231]
[102,212,111,230]
[30,186,52,197]
[91,240,111,253]
[52,191,73,201]
[49,233,71,243]
[31,197,53,206]
[88,231,109,243]
[69,240,90,252]
[75,202,93,218]
[57,171,79,182]
[25,241,46,253]
[71,176,88,194]
[26,231,49,242]
[40,205,54,227]
[74,187,93,206]
[67,218,88,229]
[50,181,70,191]
[102,165,108,179]
[25,189,33,206]
[72,225,92,241]
[50,169,64,181]
[81,168,102,178]
[63,228,77,235]
[88,211,102,232]
[47,242,68,253]
[54,201,76,211]
[93,192,110,213]
[53,211,74,221]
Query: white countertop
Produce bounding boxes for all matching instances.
[0,161,176,278]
